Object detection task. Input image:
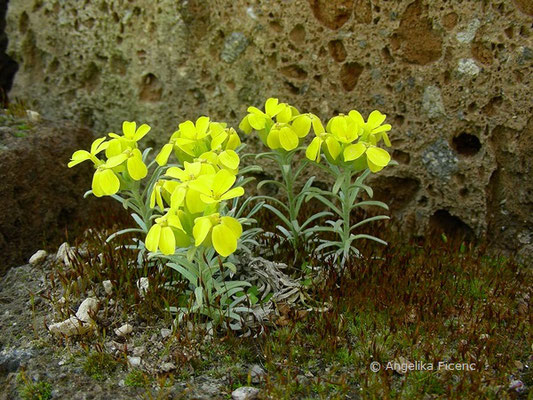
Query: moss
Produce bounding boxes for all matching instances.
[82,352,120,381]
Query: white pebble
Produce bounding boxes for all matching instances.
[127,356,141,367]
[136,277,149,298]
[29,250,47,266]
[102,280,113,295]
[115,323,133,337]
[232,387,260,400]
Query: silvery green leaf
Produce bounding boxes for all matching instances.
[332,174,344,195]
[131,213,147,231]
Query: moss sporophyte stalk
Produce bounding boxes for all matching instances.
[68,98,394,328]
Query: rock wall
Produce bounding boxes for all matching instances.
[0,0,18,102]
[4,0,533,256]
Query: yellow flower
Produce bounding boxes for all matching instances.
[189,169,244,205]
[67,137,108,168]
[348,110,391,146]
[343,142,391,172]
[145,211,184,255]
[193,213,243,257]
[106,121,151,157]
[305,115,341,162]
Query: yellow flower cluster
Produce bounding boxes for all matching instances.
[68,118,245,258]
[240,98,392,172]
[68,121,150,197]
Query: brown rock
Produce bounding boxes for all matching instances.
[392,0,443,65]
[0,117,122,274]
[308,0,354,30]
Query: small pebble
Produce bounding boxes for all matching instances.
[161,362,176,372]
[127,356,141,368]
[115,323,133,337]
[160,328,172,338]
[29,250,47,266]
[102,280,113,295]
[250,364,266,383]
[136,277,149,298]
[232,386,259,400]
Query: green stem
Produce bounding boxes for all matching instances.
[277,151,300,248]
[340,167,353,258]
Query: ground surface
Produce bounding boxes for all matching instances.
[0,230,531,399]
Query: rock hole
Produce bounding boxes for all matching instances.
[340,62,363,91]
[372,176,420,213]
[308,0,354,30]
[381,46,394,63]
[269,21,283,32]
[19,12,29,34]
[452,132,481,156]
[504,26,514,38]
[289,24,306,45]
[139,73,163,102]
[429,210,474,241]
[280,65,308,80]
[392,150,410,164]
[481,96,502,116]
[327,40,347,62]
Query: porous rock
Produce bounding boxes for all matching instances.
[4,0,532,254]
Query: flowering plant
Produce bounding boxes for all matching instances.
[240,98,394,264]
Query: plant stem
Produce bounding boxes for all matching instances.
[340,167,353,260]
[277,151,300,249]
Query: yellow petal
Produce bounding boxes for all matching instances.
[305,137,322,162]
[344,143,367,162]
[68,150,92,167]
[265,98,281,116]
[193,217,212,246]
[133,124,151,141]
[218,150,240,170]
[367,110,386,130]
[212,169,236,197]
[291,115,311,138]
[311,115,325,135]
[382,132,391,147]
[366,146,391,167]
[238,116,253,134]
[105,138,123,158]
[276,105,292,123]
[179,120,197,138]
[186,189,207,214]
[195,116,210,137]
[212,223,237,257]
[165,167,189,181]
[167,214,183,230]
[325,136,341,160]
[266,129,281,150]
[159,226,176,255]
[226,132,241,150]
[248,113,266,130]
[145,224,162,253]
[210,131,228,150]
[221,216,243,238]
[90,137,109,155]
[95,169,120,195]
[170,186,186,209]
[220,186,244,201]
[122,121,137,138]
[106,153,128,168]
[156,143,174,166]
[348,110,365,126]
[279,126,299,151]
[127,151,148,180]
[91,171,105,197]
